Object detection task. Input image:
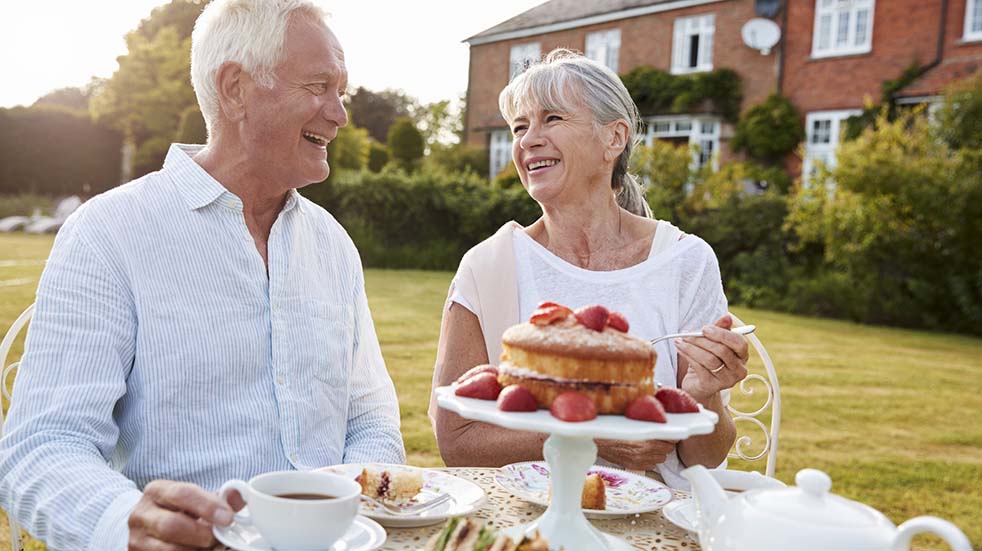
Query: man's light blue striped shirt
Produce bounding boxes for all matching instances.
[0,144,405,550]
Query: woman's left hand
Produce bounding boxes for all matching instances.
[675,314,749,403]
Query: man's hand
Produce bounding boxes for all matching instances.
[596,438,677,471]
[128,480,236,551]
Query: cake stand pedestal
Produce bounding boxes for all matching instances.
[435,386,718,551]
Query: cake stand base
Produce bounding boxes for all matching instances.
[501,524,635,551]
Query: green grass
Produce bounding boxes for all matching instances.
[1,234,980,550]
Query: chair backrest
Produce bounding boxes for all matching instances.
[0,303,33,551]
[726,313,781,478]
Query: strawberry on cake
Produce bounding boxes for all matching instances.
[497,303,656,415]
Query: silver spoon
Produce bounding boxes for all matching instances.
[650,325,756,346]
[360,492,452,516]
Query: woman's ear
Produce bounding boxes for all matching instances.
[215,61,247,122]
[602,120,630,163]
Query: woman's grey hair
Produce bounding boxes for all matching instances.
[190,0,329,137]
[499,48,652,218]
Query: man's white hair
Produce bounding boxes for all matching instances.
[190,0,329,136]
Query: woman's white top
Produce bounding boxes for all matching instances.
[447,220,728,488]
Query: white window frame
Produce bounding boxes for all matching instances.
[643,115,720,171]
[585,29,621,72]
[509,42,541,81]
[671,14,715,74]
[811,0,875,58]
[802,109,862,183]
[489,129,513,178]
[965,0,982,41]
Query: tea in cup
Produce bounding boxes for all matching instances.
[219,470,360,550]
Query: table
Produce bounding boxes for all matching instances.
[215,467,700,551]
[372,467,699,551]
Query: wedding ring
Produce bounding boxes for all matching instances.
[709,364,726,374]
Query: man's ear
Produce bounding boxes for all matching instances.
[215,61,247,122]
[602,120,630,163]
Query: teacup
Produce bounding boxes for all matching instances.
[219,470,360,550]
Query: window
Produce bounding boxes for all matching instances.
[812,0,875,58]
[672,14,715,74]
[643,115,720,171]
[965,0,982,41]
[509,42,541,80]
[802,109,861,182]
[489,130,513,178]
[586,29,621,72]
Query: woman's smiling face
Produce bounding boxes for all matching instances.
[509,92,609,206]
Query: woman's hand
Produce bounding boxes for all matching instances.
[675,314,749,403]
[596,438,677,471]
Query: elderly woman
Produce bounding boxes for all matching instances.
[429,49,748,488]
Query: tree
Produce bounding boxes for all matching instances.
[89,26,197,176]
[176,105,207,144]
[346,87,417,143]
[134,0,209,41]
[387,117,425,171]
[731,95,804,165]
[32,86,91,112]
[367,142,389,173]
[326,125,370,175]
[415,97,464,152]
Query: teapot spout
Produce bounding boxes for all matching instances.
[682,465,729,530]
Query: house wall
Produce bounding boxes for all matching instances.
[782,0,943,113]
[465,0,780,152]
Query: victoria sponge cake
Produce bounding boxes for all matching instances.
[498,303,656,414]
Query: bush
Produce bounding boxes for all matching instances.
[176,105,207,144]
[387,117,425,171]
[935,74,982,151]
[630,141,694,221]
[0,106,122,195]
[0,193,53,219]
[731,95,804,164]
[300,166,539,270]
[427,144,489,178]
[328,125,371,174]
[787,108,982,334]
[367,141,389,172]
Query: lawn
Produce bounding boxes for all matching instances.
[1,233,980,550]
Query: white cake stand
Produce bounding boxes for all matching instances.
[435,386,718,551]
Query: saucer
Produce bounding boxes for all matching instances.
[213,512,386,551]
[661,499,698,533]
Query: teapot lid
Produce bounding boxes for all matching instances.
[746,469,895,535]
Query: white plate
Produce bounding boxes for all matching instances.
[662,499,698,533]
[213,513,385,551]
[496,462,673,517]
[435,386,718,440]
[319,463,486,528]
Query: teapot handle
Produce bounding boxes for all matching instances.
[893,516,971,551]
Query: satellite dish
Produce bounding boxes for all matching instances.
[741,18,781,55]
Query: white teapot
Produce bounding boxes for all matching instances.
[682,465,972,551]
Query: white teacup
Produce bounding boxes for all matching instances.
[219,470,360,551]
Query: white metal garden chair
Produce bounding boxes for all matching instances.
[0,303,33,551]
[726,312,781,478]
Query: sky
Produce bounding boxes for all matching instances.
[0,0,545,108]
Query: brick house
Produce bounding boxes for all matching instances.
[463,0,982,179]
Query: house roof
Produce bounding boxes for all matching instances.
[896,57,980,99]
[465,0,722,44]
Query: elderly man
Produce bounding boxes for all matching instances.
[0,1,405,549]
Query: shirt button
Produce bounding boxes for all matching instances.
[276,375,285,385]
[289,452,298,462]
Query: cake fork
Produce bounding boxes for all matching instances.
[360,492,452,515]
[649,325,756,346]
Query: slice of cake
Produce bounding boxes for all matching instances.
[498,303,655,414]
[581,473,607,510]
[357,467,423,502]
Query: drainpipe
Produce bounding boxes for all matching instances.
[894,0,948,101]
[776,0,788,95]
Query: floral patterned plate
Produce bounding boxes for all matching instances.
[319,463,486,528]
[496,462,672,517]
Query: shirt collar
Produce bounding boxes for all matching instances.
[164,143,306,214]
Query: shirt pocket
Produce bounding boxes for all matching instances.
[293,301,354,463]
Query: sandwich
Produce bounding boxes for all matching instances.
[425,517,555,551]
